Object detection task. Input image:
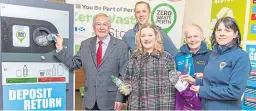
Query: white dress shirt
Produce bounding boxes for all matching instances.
[96,35,110,59]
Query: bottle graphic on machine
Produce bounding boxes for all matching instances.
[52,64,56,76]
[57,64,63,76]
[23,65,28,77]
[111,75,131,96]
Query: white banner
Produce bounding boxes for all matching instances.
[66,0,185,52]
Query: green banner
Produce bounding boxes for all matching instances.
[210,0,247,41]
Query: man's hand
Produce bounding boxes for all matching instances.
[114,102,123,111]
[54,34,63,50]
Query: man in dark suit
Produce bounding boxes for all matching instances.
[54,13,128,110]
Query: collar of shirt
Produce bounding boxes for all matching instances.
[96,34,111,58]
[96,34,111,46]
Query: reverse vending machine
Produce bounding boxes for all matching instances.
[0,0,74,110]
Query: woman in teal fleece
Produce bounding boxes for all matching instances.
[181,17,251,110]
[122,1,178,56]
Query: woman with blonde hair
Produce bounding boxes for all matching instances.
[120,24,179,110]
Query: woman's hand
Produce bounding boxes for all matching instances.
[195,73,204,79]
[119,84,132,96]
[179,74,196,84]
[190,85,200,93]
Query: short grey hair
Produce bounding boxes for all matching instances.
[92,13,111,26]
[184,24,203,38]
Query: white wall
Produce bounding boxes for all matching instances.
[182,0,212,44]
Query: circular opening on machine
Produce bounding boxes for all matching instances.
[33,27,52,46]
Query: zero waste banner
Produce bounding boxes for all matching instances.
[66,0,185,53]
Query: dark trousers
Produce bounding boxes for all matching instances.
[85,102,100,110]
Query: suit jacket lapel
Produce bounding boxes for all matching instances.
[89,37,97,68]
[99,36,116,67]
